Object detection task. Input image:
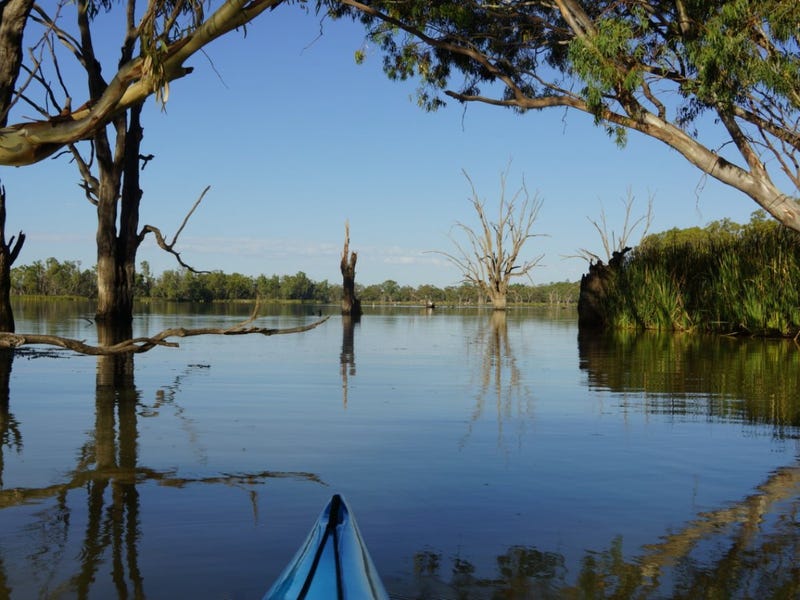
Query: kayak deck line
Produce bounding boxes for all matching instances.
[298,494,345,599]
[264,494,390,600]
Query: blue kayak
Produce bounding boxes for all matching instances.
[264,494,390,600]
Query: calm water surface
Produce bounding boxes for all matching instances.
[0,299,798,599]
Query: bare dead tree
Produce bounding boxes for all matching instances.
[340,221,362,317]
[575,191,653,329]
[431,167,544,311]
[0,305,330,355]
[0,184,25,332]
[575,190,654,266]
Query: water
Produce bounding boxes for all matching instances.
[0,300,798,599]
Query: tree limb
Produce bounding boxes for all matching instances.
[334,0,800,231]
[0,182,25,263]
[139,185,210,273]
[0,0,286,166]
[0,305,330,355]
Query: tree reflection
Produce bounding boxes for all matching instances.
[340,316,357,408]
[0,349,20,489]
[410,545,567,599]
[405,461,800,598]
[463,311,533,451]
[75,321,142,597]
[0,322,324,598]
[0,348,16,598]
[578,329,800,434]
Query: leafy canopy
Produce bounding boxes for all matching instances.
[322,0,800,230]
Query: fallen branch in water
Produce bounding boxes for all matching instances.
[0,305,330,355]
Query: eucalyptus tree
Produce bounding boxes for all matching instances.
[327,0,800,231]
[0,0,286,167]
[0,0,288,325]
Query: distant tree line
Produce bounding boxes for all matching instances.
[10,259,578,306]
[11,258,97,298]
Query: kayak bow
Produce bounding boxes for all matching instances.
[264,494,389,600]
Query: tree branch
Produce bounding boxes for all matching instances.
[139,184,210,273]
[0,0,287,166]
[336,1,800,230]
[0,306,330,355]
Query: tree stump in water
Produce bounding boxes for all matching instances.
[0,185,24,332]
[340,222,362,319]
[577,247,630,329]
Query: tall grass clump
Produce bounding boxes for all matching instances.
[602,212,800,336]
[613,263,692,331]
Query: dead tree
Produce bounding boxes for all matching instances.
[577,247,632,329]
[0,184,24,332]
[340,222,362,318]
[431,167,544,311]
[575,191,651,329]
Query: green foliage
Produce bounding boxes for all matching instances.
[568,14,645,126]
[602,215,800,335]
[11,258,96,298]
[683,0,800,108]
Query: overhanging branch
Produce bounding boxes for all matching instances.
[0,0,286,166]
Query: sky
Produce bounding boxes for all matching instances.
[0,4,761,288]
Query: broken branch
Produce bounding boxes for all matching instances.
[139,184,210,273]
[0,305,330,355]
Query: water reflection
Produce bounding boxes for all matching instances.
[404,461,800,598]
[0,350,19,489]
[340,316,357,408]
[463,312,533,450]
[81,322,142,597]
[578,329,800,434]
[0,323,324,598]
[3,303,800,597]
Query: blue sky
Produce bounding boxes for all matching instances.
[0,5,759,288]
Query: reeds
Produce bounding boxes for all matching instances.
[602,216,800,336]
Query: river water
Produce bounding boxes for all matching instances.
[0,299,797,599]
